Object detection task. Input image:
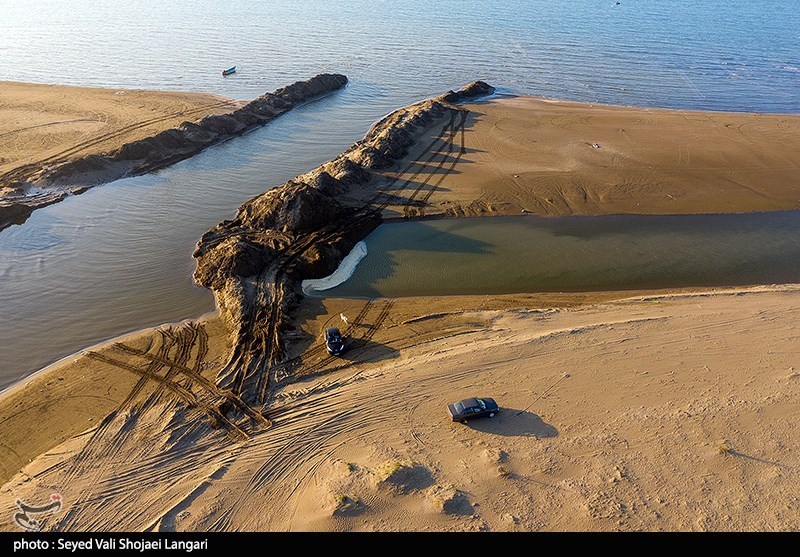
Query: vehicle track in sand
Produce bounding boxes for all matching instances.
[50,104,473,529]
[84,325,249,439]
[0,99,239,187]
[284,300,396,386]
[403,110,468,218]
[270,299,376,383]
[220,107,471,407]
[57,328,180,486]
[202,306,487,531]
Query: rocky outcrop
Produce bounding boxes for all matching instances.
[193,81,495,403]
[0,74,349,232]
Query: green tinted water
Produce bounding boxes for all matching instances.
[313,213,800,298]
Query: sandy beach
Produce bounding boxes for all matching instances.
[0,81,238,183]
[2,84,799,532]
[1,285,798,531]
[0,75,347,230]
[347,95,800,219]
[0,82,239,224]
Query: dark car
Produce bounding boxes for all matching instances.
[324,326,345,356]
[447,397,500,422]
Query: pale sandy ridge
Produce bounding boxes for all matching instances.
[1,285,799,532]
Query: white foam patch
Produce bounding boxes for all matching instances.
[301,241,368,294]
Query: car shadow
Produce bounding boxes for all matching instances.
[464,408,558,438]
[337,338,399,364]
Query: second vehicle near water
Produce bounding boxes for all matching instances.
[324,327,346,356]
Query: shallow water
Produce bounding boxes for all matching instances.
[314,213,800,298]
[1,0,798,389]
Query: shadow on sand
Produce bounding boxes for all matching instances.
[339,337,399,364]
[464,408,558,438]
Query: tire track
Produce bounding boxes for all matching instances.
[289,300,377,377]
[111,340,268,429]
[418,110,469,213]
[53,328,180,524]
[270,299,375,381]
[0,118,99,140]
[288,300,394,385]
[60,329,177,485]
[0,99,238,185]
[220,109,468,405]
[84,351,248,440]
[403,110,468,217]
[137,324,199,413]
[204,304,401,529]
[211,407,377,532]
[402,116,457,217]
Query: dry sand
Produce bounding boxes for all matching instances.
[2,92,799,532]
[347,95,800,219]
[0,80,238,186]
[1,285,799,532]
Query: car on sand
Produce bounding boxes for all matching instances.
[447,397,500,423]
[324,326,346,356]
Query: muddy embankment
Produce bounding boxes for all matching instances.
[0,74,348,231]
[192,81,494,405]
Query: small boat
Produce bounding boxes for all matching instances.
[222,66,236,76]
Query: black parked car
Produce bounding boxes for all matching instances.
[324,327,345,356]
[447,397,500,422]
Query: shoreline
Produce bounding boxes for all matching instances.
[0,309,221,401]
[489,91,800,117]
[0,74,348,231]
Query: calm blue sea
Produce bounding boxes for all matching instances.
[0,0,798,389]
[2,0,798,111]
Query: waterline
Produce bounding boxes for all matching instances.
[302,241,368,294]
[315,213,800,299]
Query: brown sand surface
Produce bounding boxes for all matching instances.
[2,90,800,532]
[2,285,799,532]
[0,314,231,487]
[0,81,238,192]
[346,95,800,219]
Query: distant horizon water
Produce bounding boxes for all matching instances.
[1,0,799,390]
[2,0,798,113]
